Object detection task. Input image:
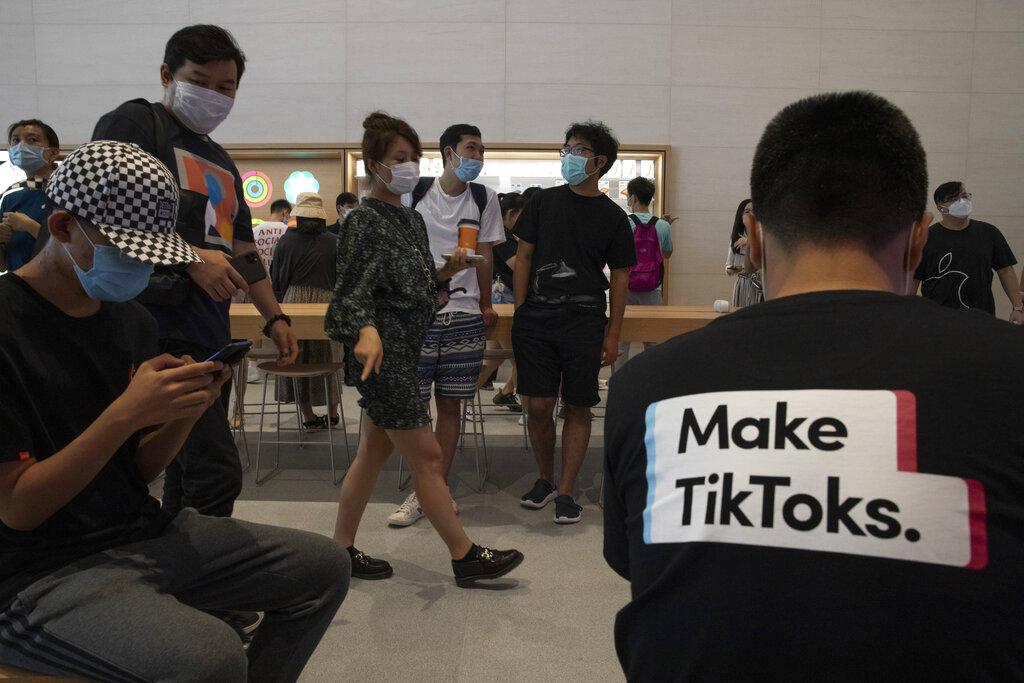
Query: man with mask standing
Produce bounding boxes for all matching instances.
[328,192,358,236]
[912,181,1022,323]
[387,124,504,527]
[92,24,298,518]
[512,121,635,525]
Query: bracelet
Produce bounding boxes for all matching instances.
[262,313,292,338]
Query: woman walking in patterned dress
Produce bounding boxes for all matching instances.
[325,112,523,587]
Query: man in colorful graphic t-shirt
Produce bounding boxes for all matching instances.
[92,24,298,518]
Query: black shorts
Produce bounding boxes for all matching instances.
[511,302,606,407]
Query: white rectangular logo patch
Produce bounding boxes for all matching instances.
[642,390,987,569]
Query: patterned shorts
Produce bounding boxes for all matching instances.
[416,312,486,402]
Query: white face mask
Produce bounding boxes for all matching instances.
[164,80,234,135]
[947,198,972,219]
[373,160,420,195]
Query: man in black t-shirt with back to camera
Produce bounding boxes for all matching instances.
[605,92,1024,680]
[513,121,636,525]
[912,180,1022,322]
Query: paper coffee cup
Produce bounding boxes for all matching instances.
[713,299,731,313]
[457,218,480,255]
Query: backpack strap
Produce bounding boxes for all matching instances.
[646,216,659,228]
[628,214,643,227]
[469,182,488,218]
[410,177,435,209]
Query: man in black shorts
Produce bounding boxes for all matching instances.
[512,121,635,524]
[604,91,1024,679]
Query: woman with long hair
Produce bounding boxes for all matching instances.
[325,112,523,587]
[725,198,763,307]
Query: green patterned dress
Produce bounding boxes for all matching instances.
[325,198,438,430]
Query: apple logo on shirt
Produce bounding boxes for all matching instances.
[925,252,969,308]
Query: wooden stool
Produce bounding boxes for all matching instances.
[255,362,350,485]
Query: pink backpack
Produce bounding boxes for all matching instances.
[628,215,664,292]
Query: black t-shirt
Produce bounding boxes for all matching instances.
[605,290,1024,680]
[913,220,1016,315]
[512,185,635,299]
[0,274,171,610]
[492,227,517,290]
[92,100,254,353]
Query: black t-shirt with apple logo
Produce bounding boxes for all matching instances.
[914,220,1016,315]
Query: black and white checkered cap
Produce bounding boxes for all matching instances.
[46,140,200,266]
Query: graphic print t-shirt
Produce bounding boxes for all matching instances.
[0,274,171,610]
[92,100,254,352]
[913,220,1016,315]
[513,185,635,300]
[604,291,1024,680]
[413,180,504,315]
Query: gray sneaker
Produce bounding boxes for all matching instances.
[520,478,557,509]
[554,494,582,524]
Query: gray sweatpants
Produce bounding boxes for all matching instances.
[0,509,350,682]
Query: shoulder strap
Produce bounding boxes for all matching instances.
[628,214,643,227]
[469,182,488,217]
[646,216,660,227]
[410,177,435,209]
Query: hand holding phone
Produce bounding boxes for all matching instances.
[203,340,253,366]
[443,253,487,264]
[228,251,268,285]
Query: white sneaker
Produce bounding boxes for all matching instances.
[388,493,424,527]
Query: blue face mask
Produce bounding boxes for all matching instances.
[561,153,594,186]
[62,222,154,302]
[449,148,483,183]
[8,142,48,174]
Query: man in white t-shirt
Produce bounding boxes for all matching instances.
[251,198,291,273]
[388,124,504,527]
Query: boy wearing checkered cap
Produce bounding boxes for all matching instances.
[0,140,348,680]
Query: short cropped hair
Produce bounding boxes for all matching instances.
[336,192,358,207]
[750,91,927,251]
[933,181,964,206]
[164,25,247,81]
[564,120,619,177]
[7,119,59,148]
[627,177,655,205]
[269,199,291,215]
[440,124,482,164]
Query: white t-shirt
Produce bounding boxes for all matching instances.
[252,220,287,271]
[413,180,504,315]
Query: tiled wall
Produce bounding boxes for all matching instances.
[3,0,1022,311]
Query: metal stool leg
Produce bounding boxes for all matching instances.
[337,377,351,467]
[255,376,270,484]
[474,390,489,491]
[324,375,338,485]
[292,377,304,448]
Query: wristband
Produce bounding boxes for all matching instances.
[262,313,292,338]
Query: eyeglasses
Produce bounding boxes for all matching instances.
[559,144,594,158]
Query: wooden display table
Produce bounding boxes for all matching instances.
[231,303,723,344]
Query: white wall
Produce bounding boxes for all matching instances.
[3,0,1022,311]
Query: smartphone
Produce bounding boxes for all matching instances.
[442,253,488,264]
[228,251,268,285]
[203,340,252,365]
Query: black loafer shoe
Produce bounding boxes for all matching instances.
[348,547,393,580]
[452,545,524,587]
